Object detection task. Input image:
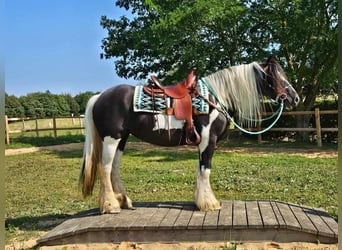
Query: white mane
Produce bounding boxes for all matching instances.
[203,62,264,126]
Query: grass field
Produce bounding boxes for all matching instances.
[5,143,338,244]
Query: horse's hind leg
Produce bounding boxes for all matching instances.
[99,136,122,214]
[110,135,134,209]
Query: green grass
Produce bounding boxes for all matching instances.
[5,146,337,244]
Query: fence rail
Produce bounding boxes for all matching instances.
[5,115,85,144]
[5,108,338,147]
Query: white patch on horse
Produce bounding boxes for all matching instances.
[199,109,220,156]
[102,136,121,172]
[152,114,185,131]
[195,166,221,211]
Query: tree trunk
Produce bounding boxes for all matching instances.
[295,114,312,142]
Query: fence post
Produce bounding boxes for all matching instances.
[314,108,322,147]
[53,116,57,138]
[35,118,39,137]
[5,115,10,144]
[79,116,84,134]
[257,121,262,144]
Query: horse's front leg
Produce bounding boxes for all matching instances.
[194,133,221,212]
[99,137,122,214]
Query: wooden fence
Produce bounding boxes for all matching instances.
[5,115,85,145]
[228,108,338,147]
[4,108,338,146]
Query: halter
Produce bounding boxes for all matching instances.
[200,78,285,135]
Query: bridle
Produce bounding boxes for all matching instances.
[199,65,287,135]
[259,64,288,103]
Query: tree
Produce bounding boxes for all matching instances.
[74,91,97,114]
[247,0,338,110]
[26,92,59,117]
[101,0,266,83]
[19,95,45,117]
[5,93,25,118]
[62,94,80,116]
[54,95,71,116]
[101,0,337,109]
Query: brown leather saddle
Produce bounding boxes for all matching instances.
[143,69,201,145]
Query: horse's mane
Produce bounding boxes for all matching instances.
[203,62,264,126]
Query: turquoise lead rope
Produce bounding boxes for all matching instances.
[199,78,284,135]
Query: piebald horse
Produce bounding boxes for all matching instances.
[79,56,300,213]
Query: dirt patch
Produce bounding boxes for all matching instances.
[6,240,338,250]
[5,142,337,158]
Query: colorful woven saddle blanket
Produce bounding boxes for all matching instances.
[133,80,209,115]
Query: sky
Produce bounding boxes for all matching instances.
[4,0,137,97]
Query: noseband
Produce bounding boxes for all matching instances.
[259,66,288,103]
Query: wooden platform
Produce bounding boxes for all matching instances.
[38,200,338,246]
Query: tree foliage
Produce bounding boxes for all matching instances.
[5,91,97,118]
[101,0,337,110]
[5,94,25,118]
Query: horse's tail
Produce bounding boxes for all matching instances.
[79,94,102,198]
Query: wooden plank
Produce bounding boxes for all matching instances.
[290,204,317,234]
[258,200,278,228]
[128,204,157,230]
[159,207,182,229]
[40,217,80,241]
[202,209,219,229]
[233,200,247,228]
[187,210,206,229]
[173,203,195,229]
[77,214,107,232]
[275,201,301,230]
[218,200,232,229]
[321,217,338,237]
[245,200,263,228]
[302,207,335,238]
[38,200,338,246]
[317,209,338,237]
[145,206,170,230]
[271,201,287,228]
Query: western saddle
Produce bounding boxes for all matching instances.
[143,69,201,145]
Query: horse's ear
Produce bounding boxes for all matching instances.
[267,54,276,64]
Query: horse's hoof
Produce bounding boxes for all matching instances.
[101,200,121,214]
[101,207,121,214]
[109,207,121,214]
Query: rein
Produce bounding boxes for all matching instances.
[199,78,284,135]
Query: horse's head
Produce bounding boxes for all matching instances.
[258,56,300,109]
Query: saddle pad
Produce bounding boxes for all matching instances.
[133,80,209,114]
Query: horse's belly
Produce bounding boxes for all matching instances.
[131,114,187,146]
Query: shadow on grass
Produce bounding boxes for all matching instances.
[53,149,83,159]
[5,214,72,233]
[6,134,85,149]
[125,148,197,162]
[5,208,101,236]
